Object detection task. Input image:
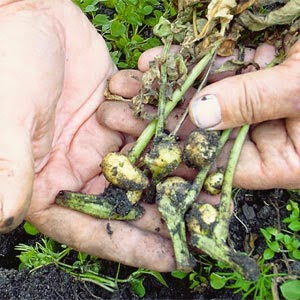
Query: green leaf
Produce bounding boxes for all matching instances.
[129,278,146,298]
[125,9,142,25]
[266,226,279,236]
[145,0,159,5]
[284,235,292,245]
[292,239,300,249]
[292,249,300,260]
[140,5,153,16]
[115,0,125,14]
[23,221,40,235]
[141,37,161,50]
[263,248,274,260]
[280,280,300,300]
[189,279,200,289]
[93,14,110,26]
[117,61,129,68]
[125,0,138,4]
[132,34,144,42]
[210,273,226,290]
[171,270,189,279]
[275,233,284,241]
[261,228,272,241]
[288,220,300,232]
[84,4,97,12]
[110,20,126,37]
[147,271,168,287]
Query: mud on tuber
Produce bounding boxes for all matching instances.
[56,0,300,280]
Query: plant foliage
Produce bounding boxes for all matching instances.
[72,0,176,68]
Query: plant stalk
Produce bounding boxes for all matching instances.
[128,44,219,163]
[214,124,250,242]
[56,190,144,220]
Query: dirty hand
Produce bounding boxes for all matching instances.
[0,0,175,272]
[101,41,300,191]
[188,40,300,190]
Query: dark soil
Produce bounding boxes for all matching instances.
[0,189,292,299]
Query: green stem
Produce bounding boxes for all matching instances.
[128,45,219,163]
[191,232,259,281]
[183,128,232,211]
[214,124,250,242]
[56,190,144,220]
[155,62,168,138]
[168,217,195,272]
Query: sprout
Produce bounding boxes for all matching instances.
[156,176,196,271]
[183,128,219,169]
[204,170,224,195]
[144,135,182,180]
[101,152,149,191]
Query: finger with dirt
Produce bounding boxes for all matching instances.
[189,42,300,130]
[27,204,176,272]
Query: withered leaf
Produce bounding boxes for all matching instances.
[211,59,259,74]
[238,0,300,31]
[104,87,131,102]
[217,39,236,56]
[197,0,237,39]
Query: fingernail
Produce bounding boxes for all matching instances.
[191,94,222,129]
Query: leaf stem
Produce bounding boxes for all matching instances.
[214,124,250,242]
[128,45,219,163]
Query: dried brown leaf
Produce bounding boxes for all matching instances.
[197,0,237,39]
[238,0,300,31]
[211,59,259,74]
[217,39,236,56]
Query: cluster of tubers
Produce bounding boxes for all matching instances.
[54,0,300,281]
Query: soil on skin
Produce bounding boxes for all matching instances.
[0,189,291,299]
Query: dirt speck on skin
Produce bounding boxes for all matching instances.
[0,189,291,299]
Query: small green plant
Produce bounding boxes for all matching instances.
[209,260,283,300]
[169,200,300,300]
[209,199,300,300]
[15,236,167,296]
[23,221,40,236]
[261,200,300,261]
[73,0,176,68]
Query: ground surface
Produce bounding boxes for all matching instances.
[0,189,291,299]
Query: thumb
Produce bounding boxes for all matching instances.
[0,123,34,233]
[189,44,300,129]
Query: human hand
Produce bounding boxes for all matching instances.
[188,41,300,189]
[101,41,300,191]
[0,0,175,272]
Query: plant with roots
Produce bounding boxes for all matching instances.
[56,0,300,280]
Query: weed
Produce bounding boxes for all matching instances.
[15,237,167,296]
[170,199,300,300]
[73,0,176,68]
[261,200,300,261]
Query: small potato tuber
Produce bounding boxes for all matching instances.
[186,203,218,236]
[183,128,219,169]
[101,152,149,191]
[144,135,182,180]
[204,170,224,195]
